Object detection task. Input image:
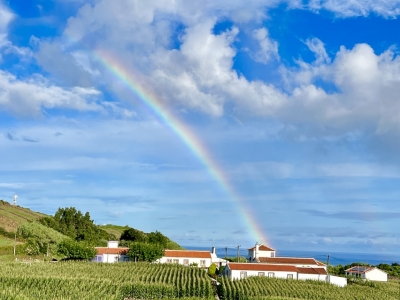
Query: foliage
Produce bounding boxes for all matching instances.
[208,263,217,278]
[0,261,214,299]
[217,265,225,275]
[120,228,148,243]
[120,227,184,250]
[225,256,248,263]
[57,240,97,260]
[127,242,164,262]
[39,207,115,245]
[17,222,69,256]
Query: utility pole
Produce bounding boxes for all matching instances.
[327,254,330,271]
[236,245,241,262]
[225,247,228,260]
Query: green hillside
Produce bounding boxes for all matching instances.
[0,200,46,232]
[98,224,129,239]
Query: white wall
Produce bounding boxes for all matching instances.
[230,269,297,280]
[365,269,388,282]
[94,254,129,263]
[298,274,327,281]
[328,275,347,287]
[158,256,212,268]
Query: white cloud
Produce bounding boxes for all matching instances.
[250,28,279,64]
[307,0,400,17]
[0,71,102,116]
[29,0,400,137]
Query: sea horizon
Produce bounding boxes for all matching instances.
[184,246,400,266]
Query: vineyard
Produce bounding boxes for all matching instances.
[0,261,214,300]
[0,261,399,300]
[218,276,399,300]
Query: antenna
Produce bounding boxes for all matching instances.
[13,194,18,206]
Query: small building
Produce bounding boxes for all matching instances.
[157,250,213,268]
[248,243,276,262]
[345,266,388,282]
[93,241,129,263]
[211,247,228,268]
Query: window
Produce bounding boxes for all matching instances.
[96,256,102,262]
[166,259,172,264]
[271,252,275,257]
[183,259,189,266]
[240,271,247,279]
[268,272,275,278]
[258,272,265,276]
[173,259,179,264]
[287,274,293,279]
[200,260,206,267]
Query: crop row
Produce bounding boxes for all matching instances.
[217,276,399,300]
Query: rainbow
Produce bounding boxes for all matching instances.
[94,50,268,246]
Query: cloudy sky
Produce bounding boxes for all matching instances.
[1,0,400,255]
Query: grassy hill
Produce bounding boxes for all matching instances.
[98,224,129,239]
[0,200,45,233]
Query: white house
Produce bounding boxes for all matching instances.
[223,263,298,280]
[157,250,213,268]
[258,257,326,270]
[345,266,388,282]
[223,263,344,286]
[248,243,276,261]
[93,241,130,263]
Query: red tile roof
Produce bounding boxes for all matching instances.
[258,257,320,265]
[297,267,327,275]
[95,247,129,255]
[228,263,298,272]
[248,245,275,251]
[164,250,211,259]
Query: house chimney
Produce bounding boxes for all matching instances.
[212,247,216,255]
[255,242,259,260]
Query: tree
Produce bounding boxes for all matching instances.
[39,207,115,245]
[127,242,164,262]
[57,239,96,260]
[147,231,168,248]
[120,228,148,243]
[208,263,217,278]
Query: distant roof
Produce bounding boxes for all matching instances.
[164,250,211,259]
[297,267,327,275]
[345,266,386,274]
[258,257,322,265]
[95,247,129,255]
[248,245,275,251]
[228,263,298,272]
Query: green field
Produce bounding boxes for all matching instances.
[218,276,399,300]
[0,200,45,232]
[0,261,214,300]
[0,237,13,247]
[0,261,399,300]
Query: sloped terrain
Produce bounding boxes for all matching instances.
[0,200,46,233]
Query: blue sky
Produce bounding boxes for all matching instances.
[1,0,400,255]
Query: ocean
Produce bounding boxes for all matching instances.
[184,246,400,266]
